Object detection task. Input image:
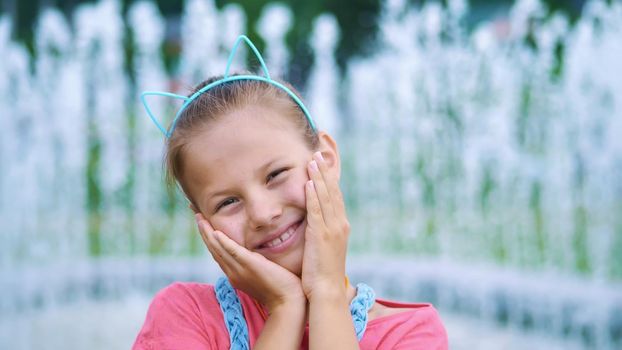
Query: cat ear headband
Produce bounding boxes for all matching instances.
[140,34,317,138]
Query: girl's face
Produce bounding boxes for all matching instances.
[182,104,339,276]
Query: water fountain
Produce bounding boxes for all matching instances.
[307,13,341,137]
[256,3,292,78]
[0,0,620,348]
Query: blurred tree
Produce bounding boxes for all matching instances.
[210,0,381,84]
[2,0,588,81]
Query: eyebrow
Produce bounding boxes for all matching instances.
[203,157,283,208]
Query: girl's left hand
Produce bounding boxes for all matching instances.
[301,151,351,302]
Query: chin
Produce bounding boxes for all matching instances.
[272,244,304,277]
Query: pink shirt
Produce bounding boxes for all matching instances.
[132,282,448,350]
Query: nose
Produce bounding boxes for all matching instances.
[246,189,282,231]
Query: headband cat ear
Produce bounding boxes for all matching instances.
[224,35,271,79]
[140,34,317,139]
[140,91,189,138]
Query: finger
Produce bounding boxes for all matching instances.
[198,224,226,267]
[195,214,209,243]
[307,159,335,226]
[195,215,239,274]
[312,152,336,197]
[305,180,325,233]
[195,212,215,232]
[210,230,244,272]
[195,214,219,254]
[204,235,229,273]
[200,230,230,274]
[313,151,346,216]
[213,230,251,266]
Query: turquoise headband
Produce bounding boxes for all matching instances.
[140,35,317,138]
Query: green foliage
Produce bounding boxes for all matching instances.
[87,117,103,256]
[573,205,591,274]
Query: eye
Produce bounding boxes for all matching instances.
[215,197,237,212]
[266,168,288,183]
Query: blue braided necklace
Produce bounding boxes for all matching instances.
[214,277,376,349]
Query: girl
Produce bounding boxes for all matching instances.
[132,35,448,350]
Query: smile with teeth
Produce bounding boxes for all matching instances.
[260,223,299,249]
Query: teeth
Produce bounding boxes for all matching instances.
[263,225,296,248]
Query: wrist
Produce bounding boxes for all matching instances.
[255,296,306,350]
[268,296,306,316]
[308,287,348,305]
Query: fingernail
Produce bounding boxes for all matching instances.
[308,180,314,189]
[315,152,324,162]
[310,160,318,171]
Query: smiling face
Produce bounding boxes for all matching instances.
[180,104,339,276]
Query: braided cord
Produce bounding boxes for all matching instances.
[350,283,376,340]
[215,277,376,348]
[215,277,250,350]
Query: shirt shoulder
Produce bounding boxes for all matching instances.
[132,282,228,350]
[362,297,448,350]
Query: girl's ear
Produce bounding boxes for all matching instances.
[316,131,341,181]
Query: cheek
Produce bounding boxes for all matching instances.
[210,216,245,245]
[281,170,309,208]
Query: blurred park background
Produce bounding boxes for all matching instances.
[1,0,621,349]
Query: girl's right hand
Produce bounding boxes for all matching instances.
[195,213,306,313]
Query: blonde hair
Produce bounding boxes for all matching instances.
[164,74,319,208]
